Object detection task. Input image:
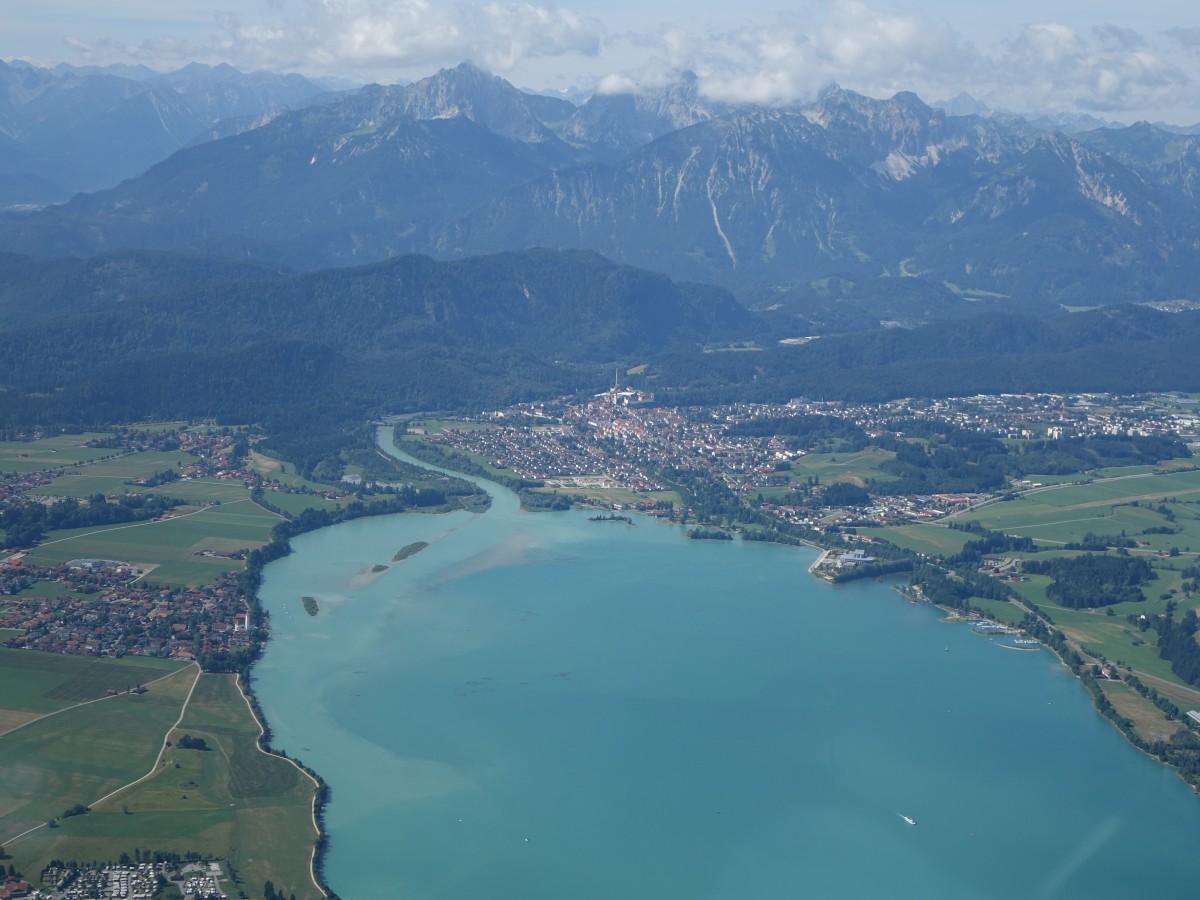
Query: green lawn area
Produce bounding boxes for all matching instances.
[7,674,322,900]
[877,524,971,557]
[0,662,198,844]
[23,498,281,586]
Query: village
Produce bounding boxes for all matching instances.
[0,859,232,900]
[426,390,1200,529]
[0,563,253,662]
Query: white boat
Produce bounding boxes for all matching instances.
[898,813,917,826]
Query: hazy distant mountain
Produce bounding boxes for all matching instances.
[0,59,328,206]
[562,70,733,161]
[448,87,1196,310]
[0,64,593,265]
[1072,122,1200,202]
[3,63,1200,324]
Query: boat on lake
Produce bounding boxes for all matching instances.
[898,813,917,826]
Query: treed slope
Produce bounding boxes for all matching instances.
[0,248,758,431]
[650,305,1200,403]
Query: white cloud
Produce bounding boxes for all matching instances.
[596,72,637,95]
[630,0,976,107]
[38,0,1199,122]
[1164,26,1200,53]
[61,0,602,78]
[211,0,602,76]
[592,2,1191,122]
[995,22,1187,114]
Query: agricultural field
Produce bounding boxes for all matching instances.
[0,434,114,475]
[0,649,185,724]
[1100,681,1189,744]
[26,450,197,498]
[0,661,198,843]
[959,469,1200,550]
[22,497,281,586]
[259,489,344,518]
[772,446,897,490]
[248,451,340,494]
[535,481,681,509]
[0,650,184,736]
[4,579,90,601]
[1005,576,1184,681]
[5,673,323,900]
[877,524,971,557]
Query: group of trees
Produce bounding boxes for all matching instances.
[1022,554,1155,608]
[1145,609,1200,685]
[947,522,1037,566]
[175,734,210,751]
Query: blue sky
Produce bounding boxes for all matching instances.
[3,1,1198,124]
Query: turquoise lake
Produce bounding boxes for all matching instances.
[254,436,1200,899]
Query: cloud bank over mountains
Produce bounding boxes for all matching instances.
[17,0,1200,123]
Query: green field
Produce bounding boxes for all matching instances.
[6,674,322,900]
[1006,576,1182,678]
[248,451,339,493]
[0,434,113,474]
[27,450,197,497]
[960,470,1200,550]
[0,662,198,842]
[1101,681,1188,744]
[769,447,897,491]
[5,579,90,601]
[963,596,1026,626]
[23,498,281,586]
[877,524,971,557]
[0,649,185,721]
[258,490,343,517]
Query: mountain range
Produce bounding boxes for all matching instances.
[4,60,1200,333]
[0,59,329,206]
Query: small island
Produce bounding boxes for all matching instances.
[588,513,633,525]
[371,564,389,573]
[393,541,430,562]
[687,528,734,541]
[301,596,319,616]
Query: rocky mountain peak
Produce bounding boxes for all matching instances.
[392,61,558,144]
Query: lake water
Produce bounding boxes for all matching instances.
[253,433,1200,899]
